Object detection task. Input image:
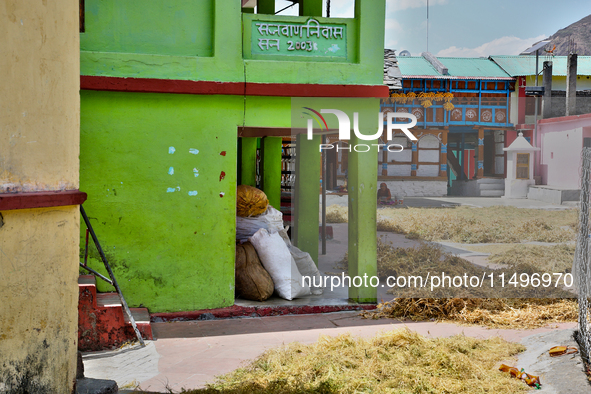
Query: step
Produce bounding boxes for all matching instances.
[96,293,153,340]
[527,185,580,205]
[479,183,505,191]
[477,178,505,185]
[97,292,121,308]
[78,274,97,286]
[78,277,153,351]
[126,308,153,340]
[480,189,504,197]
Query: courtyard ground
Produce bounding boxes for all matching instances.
[83,197,589,393]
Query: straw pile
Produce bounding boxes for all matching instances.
[326,204,348,223]
[382,205,577,243]
[192,328,527,393]
[362,298,578,329]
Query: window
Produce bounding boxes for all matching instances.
[516,153,529,179]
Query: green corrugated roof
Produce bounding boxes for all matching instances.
[397,56,512,79]
[439,57,512,78]
[396,57,441,77]
[490,55,591,76]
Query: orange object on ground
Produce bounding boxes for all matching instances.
[549,346,578,357]
[499,364,541,389]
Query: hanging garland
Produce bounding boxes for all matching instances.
[389,91,455,110]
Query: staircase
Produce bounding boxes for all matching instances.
[477,178,505,197]
[78,275,152,351]
[449,177,505,197]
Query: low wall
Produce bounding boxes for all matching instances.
[378,180,447,197]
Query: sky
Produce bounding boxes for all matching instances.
[274,0,591,57]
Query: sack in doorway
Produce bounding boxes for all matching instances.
[236,185,269,217]
[235,242,274,302]
[236,205,284,241]
[278,228,324,295]
[249,228,311,300]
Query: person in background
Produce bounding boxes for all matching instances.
[377,182,393,205]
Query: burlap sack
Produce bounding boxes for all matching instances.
[236,185,269,217]
[235,242,274,302]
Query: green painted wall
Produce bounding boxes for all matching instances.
[79,0,387,312]
[80,92,303,312]
[80,0,385,86]
[81,0,214,57]
[81,91,244,312]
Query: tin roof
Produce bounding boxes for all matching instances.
[397,57,441,77]
[397,56,513,80]
[490,55,591,77]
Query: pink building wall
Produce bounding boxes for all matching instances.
[537,113,591,189]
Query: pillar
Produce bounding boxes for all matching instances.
[460,133,465,180]
[542,61,553,119]
[293,133,320,265]
[261,137,282,209]
[477,128,484,178]
[348,130,378,303]
[566,53,578,116]
[240,137,257,187]
[299,0,323,17]
[411,141,418,176]
[439,129,448,177]
[257,0,275,14]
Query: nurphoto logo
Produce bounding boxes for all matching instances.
[303,107,418,152]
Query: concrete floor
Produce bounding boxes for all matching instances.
[83,197,585,393]
[85,312,579,393]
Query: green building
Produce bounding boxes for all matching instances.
[80,0,388,312]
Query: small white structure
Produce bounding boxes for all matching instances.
[503,132,540,198]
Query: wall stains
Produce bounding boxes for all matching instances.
[0,348,53,393]
[219,171,225,181]
[220,151,226,156]
[219,192,225,197]
[0,213,4,229]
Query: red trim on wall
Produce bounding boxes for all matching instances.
[80,76,390,98]
[0,190,87,211]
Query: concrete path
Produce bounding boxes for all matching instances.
[324,194,574,210]
[517,328,590,393]
[82,311,582,393]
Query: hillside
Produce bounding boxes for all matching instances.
[548,14,591,55]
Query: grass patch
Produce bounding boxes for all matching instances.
[189,329,527,394]
[326,204,348,223]
[376,206,577,243]
[362,298,578,330]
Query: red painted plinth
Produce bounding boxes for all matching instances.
[78,276,152,351]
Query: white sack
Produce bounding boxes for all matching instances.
[249,228,310,300]
[236,206,284,241]
[278,228,324,295]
